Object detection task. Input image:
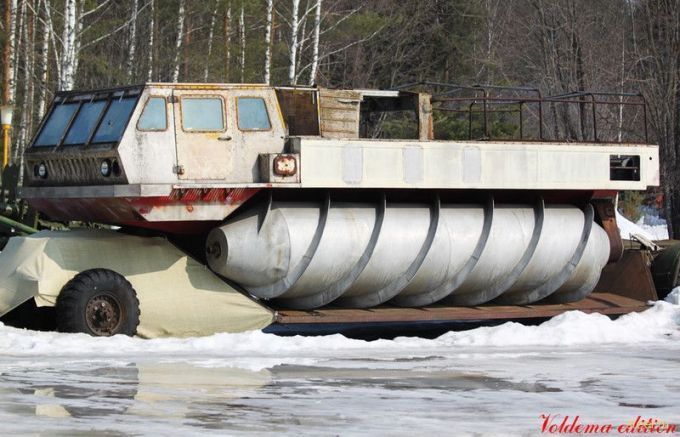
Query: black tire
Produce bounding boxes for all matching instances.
[55,269,140,336]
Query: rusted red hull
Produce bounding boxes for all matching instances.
[27,187,261,234]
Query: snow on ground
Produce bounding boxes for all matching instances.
[0,298,678,435]
[616,210,670,240]
[1,299,679,360]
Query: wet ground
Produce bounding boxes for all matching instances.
[1,302,679,436]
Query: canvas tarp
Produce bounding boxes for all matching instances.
[0,230,274,338]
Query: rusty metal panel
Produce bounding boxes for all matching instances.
[258,153,301,183]
[592,198,624,263]
[593,249,658,301]
[273,292,649,324]
[318,89,361,138]
[275,89,320,136]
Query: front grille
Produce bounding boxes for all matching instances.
[26,155,127,186]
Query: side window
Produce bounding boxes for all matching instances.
[181,97,225,131]
[137,97,167,131]
[237,97,271,130]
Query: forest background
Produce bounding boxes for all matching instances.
[1,0,679,235]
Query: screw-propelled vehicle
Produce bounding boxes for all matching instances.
[0,83,661,337]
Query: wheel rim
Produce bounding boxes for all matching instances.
[85,294,124,336]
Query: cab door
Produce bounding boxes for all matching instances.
[226,88,286,181]
[172,89,232,180]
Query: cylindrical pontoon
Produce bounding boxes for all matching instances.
[205,195,610,310]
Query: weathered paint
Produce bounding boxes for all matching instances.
[21,83,659,228]
[292,138,659,191]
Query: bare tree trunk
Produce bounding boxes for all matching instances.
[288,0,300,84]
[183,16,190,79]
[263,0,273,84]
[632,1,680,237]
[308,0,321,85]
[16,0,33,163]
[42,0,59,83]
[239,4,245,82]
[295,0,310,82]
[3,0,18,105]
[125,0,138,80]
[35,0,50,118]
[15,0,34,177]
[60,0,77,90]
[72,0,83,77]
[13,0,24,96]
[224,3,231,81]
[146,0,154,81]
[171,0,186,83]
[203,0,219,82]
[617,25,625,142]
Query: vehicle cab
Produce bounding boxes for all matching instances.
[24,84,288,187]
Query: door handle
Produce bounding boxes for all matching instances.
[218,135,232,141]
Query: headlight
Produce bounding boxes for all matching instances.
[100,159,111,177]
[36,163,47,179]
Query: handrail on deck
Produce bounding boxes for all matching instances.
[393,81,649,144]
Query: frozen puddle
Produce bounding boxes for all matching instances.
[0,296,679,435]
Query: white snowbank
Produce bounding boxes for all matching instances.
[616,210,669,241]
[636,217,670,240]
[617,211,654,240]
[0,299,678,361]
[666,287,680,305]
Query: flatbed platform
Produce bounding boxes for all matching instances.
[274,293,649,325]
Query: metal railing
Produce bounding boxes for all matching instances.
[394,82,649,144]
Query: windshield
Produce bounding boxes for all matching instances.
[92,97,137,143]
[34,103,79,146]
[32,93,139,148]
[63,101,107,145]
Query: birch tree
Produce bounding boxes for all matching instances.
[224,3,231,81]
[203,0,219,82]
[146,0,154,81]
[171,0,186,83]
[239,4,245,82]
[59,0,77,90]
[263,0,273,84]
[288,0,300,84]
[16,0,35,164]
[295,0,310,78]
[125,0,139,80]
[308,0,321,85]
[2,0,18,106]
[35,0,49,117]
[13,0,24,95]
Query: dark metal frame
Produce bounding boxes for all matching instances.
[394,82,649,144]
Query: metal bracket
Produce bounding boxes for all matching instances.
[592,198,624,263]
